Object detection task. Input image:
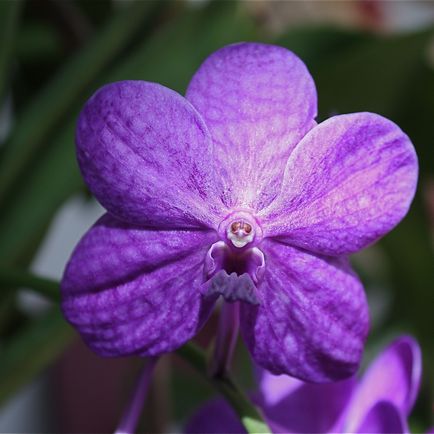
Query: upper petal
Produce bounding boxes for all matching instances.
[261,113,418,255]
[186,42,317,211]
[344,336,421,432]
[257,369,355,433]
[240,239,369,382]
[61,214,218,356]
[76,81,225,229]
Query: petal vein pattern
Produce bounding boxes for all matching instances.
[261,113,418,256]
[186,42,317,211]
[61,214,218,356]
[240,239,369,382]
[76,81,226,229]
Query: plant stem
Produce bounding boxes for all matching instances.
[115,358,158,434]
[176,342,271,434]
[210,301,240,377]
[0,269,272,434]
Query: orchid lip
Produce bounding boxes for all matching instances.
[204,241,265,283]
[202,211,266,304]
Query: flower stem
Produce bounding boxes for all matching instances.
[210,301,240,377]
[115,357,158,434]
[0,268,272,434]
[176,342,270,434]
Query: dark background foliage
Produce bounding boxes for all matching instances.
[0,1,433,432]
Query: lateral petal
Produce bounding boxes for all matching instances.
[76,81,225,229]
[61,214,218,356]
[261,113,418,255]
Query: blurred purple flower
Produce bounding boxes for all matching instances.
[61,43,417,382]
[186,336,424,434]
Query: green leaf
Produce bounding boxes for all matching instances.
[380,199,434,365]
[0,295,17,335]
[0,0,159,203]
[0,1,164,264]
[108,0,257,93]
[276,25,372,67]
[311,29,434,121]
[0,267,59,302]
[0,122,81,264]
[0,0,23,102]
[0,0,257,265]
[0,307,74,405]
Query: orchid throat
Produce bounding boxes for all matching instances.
[202,211,265,304]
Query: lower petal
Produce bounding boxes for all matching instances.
[344,336,421,431]
[61,214,218,356]
[240,239,369,382]
[257,369,355,433]
[355,401,408,434]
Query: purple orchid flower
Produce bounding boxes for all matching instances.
[186,336,424,434]
[61,42,418,382]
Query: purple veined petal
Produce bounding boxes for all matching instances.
[186,42,317,211]
[61,213,218,356]
[261,112,418,256]
[185,397,246,434]
[240,239,370,383]
[354,401,409,434]
[344,336,421,432]
[257,369,355,433]
[76,80,226,229]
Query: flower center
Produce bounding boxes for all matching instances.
[201,211,265,304]
[228,221,253,248]
[218,210,263,250]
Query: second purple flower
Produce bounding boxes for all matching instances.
[61,42,418,382]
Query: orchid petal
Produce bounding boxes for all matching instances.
[344,336,421,432]
[186,42,317,210]
[257,369,355,433]
[76,81,225,229]
[257,368,303,407]
[61,214,218,356]
[185,398,245,434]
[261,113,418,255]
[355,401,408,434]
[240,239,369,382]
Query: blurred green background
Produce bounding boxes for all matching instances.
[0,0,433,432]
